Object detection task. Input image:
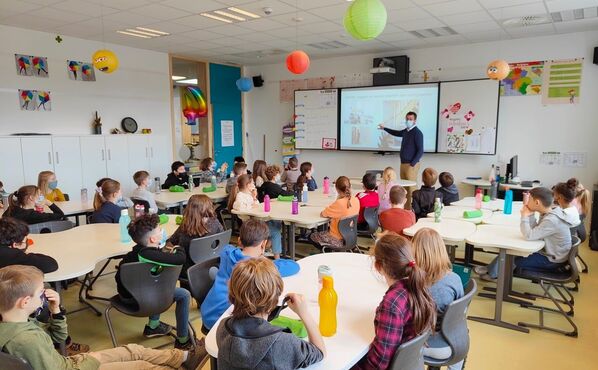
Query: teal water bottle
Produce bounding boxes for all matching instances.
[504,189,513,215]
[119,209,132,243]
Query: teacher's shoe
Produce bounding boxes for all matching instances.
[474,265,488,275]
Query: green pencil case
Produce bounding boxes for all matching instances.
[270,316,308,338]
[277,195,294,202]
[169,185,185,192]
[483,195,491,202]
[202,185,216,193]
[159,214,169,225]
[463,209,483,218]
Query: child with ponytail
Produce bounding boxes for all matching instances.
[569,178,590,243]
[353,233,436,370]
[310,176,360,250]
[90,179,125,224]
[4,185,65,225]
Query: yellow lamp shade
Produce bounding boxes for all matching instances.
[92,49,119,74]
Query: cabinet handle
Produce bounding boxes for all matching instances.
[151,147,154,158]
[145,147,148,158]
[108,149,111,160]
[101,149,105,161]
[48,152,52,165]
[55,151,59,164]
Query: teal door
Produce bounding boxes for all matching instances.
[210,63,242,175]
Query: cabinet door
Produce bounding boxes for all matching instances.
[127,135,150,175]
[80,136,107,195]
[148,134,172,180]
[20,137,54,185]
[51,137,83,198]
[105,136,131,193]
[0,137,25,193]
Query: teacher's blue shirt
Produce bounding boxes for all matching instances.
[383,126,424,166]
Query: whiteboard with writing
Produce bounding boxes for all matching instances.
[294,89,338,150]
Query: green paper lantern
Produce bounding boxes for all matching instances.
[344,0,388,41]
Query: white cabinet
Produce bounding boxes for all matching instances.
[127,135,150,175]
[51,137,83,198]
[0,137,25,193]
[20,137,54,186]
[105,136,132,193]
[80,136,107,195]
[148,134,172,180]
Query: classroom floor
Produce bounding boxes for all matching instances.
[61,237,598,370]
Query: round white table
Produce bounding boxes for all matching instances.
[483,211,523,227]
[426,206,492,224]
[349,177,417,189]
[205,253,387,370]
[403,218,477,244]
[451,197,523,212]
[461,179,491,188]
[154,185,228,212]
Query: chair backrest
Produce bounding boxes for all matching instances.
[188,229,232,265]
[389,330,431,370]
[567,236,581,282]
[28,220,74,234]
[0,351,33,370]
[131,197,150,213]
[365,170,383,180]
[63,193,70,201]
[338,215,358,250]
[438,279,477,365]
[363,206,380,234]
[118,262,182,317]
[187,257,220,307]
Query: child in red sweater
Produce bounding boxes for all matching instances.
[356,173,380,231]
[379,185,415,236]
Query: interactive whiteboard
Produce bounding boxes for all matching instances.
[294,89,338,150]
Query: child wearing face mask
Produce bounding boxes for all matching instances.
[257,165,294,202]
[37,171,66,202]
[163,161,190,189]
[0,217,58,273]
[294,161,318,194]
[196,157,228,184]
[90,179,127,224]
[4,185,65,224]
[131,170,159,213]
[116,214,198,351]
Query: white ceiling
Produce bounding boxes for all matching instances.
[1,0,598,65]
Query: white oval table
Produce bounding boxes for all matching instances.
[426,206,492,224]
[154,185,228,212]
[483,211,523,227]
[205,253,387,370]
[451,197,523,212]
[403,218,477,262]
[349,177,416,189]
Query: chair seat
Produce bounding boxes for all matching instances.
[515,268,573,283]
[109,295,143,316]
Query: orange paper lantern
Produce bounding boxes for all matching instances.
[286,50,310,75]
[486,59,510,80]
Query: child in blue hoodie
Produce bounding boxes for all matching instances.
[200,219,299,330]
[436,172,459,206]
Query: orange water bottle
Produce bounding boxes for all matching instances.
[319,276,338,337]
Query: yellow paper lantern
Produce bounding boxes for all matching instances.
[486,59,510,80]
[92,49,119,73]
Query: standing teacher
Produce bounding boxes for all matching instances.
[378,111,423,210]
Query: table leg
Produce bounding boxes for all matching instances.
[179,203,184,214]
[288,223,296,261]
[468,249,529,333]
[479,255,536,305]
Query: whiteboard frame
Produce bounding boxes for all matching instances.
[293,88,340,150]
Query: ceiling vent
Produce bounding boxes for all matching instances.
[503,15,552,27]
[550,7,598,22]
[306,41,349,49]
[409,26,457,38]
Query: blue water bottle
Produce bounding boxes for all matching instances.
[119,209,132,243]
[302,184,308,203]
[503,189,513,215]
[210,175,217,188]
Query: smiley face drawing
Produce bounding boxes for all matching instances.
[92,49,119,73]
[486,60,510,80]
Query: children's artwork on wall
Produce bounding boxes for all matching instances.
[15,54,33,76]
[67,60,80,80]
[81,63,96,81]
[37,91,51,111]
[19,89,36,110]
[68,60,95,81]
[542,58,583,105]
[500,61,543,96]
[31,56,48,77]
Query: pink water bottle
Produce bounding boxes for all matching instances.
[264,194,271,212]
[323,177,330,195]
[475,188,482,210]
[291,196,299,215]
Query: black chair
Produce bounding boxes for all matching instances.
[131,197,151,214]
[187,257,220,335]
[63,193,70,201]
[365,170,384,179]
[189,229,232,265]
[29,220,74,234]
[425,280,477,370]
[218,208,239,236]
[104,263,196,347]
[0,351,33,370]
[320,215,362,253]
[570,221,588,274]
[516,236,581,337]
[388,330,431,370]
[357,206,379,240]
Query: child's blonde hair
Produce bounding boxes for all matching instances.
[411,228,452,285]
[382,167,397,185]
[37,170,55,195]
[228,258,283,319]
[0,265,43,313]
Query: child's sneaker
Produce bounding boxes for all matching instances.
[182,338,209,370]
[143,322,173,337]
[175,336,198,351]
[65,341,90,356]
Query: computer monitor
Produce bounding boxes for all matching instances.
[506,155,518,183]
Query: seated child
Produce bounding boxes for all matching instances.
[0,265,205,370]
[412,168,443,220]
[0,217,58,273]
[475,187,575,281]
[162,161,190,189]
[252,160,267,188]
[379,185,415,236]
[295,162,317,193]
[377,167,398,213]
[553,181,581,227]
[310,176,359,250]
[281,157,300,190]
[571,178,590,242]
[167,194,224,277]
[356,173,380,230]
[226,162,248,194]
[258,165,294,202]
[96,178,133,208]
[412,228,464,370]
[353,233,436,369]
[197,157,228,184]
[436,172,459,206]
[217,258,325,369]
[131,170,158,213]
[200,219,298,330]
[116,214,196,350]
[91,179,126,224]
[4,185,65,225]
[234,156,251,176]
[37,171,66,202]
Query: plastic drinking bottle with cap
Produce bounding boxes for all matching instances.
[34,195,45,213]
[188,177,194,192]
[489,164,496,183]
[504,189,514,215]
[302,184,308,203]
[264,194,271,212]
[323,177,330,195]
[319,275,338,337]
[490,181,498,201]
[318,265,332,287]
[211,175,217,188]
[80,188,88,203]
[291,196,299,215]
[119,210,132,243]
[154,177,162,194]
[475,188,483,210]
[434,197,443,223]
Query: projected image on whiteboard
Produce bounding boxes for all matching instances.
[340,84,438,152]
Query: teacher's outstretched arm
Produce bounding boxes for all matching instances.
[377,123,405,137]
[411,129,424,166]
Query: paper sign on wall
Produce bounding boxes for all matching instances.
[221,120,234,147]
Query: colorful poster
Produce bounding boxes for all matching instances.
[19,89,36,110]
[15,54,33,76]
[31,56,48,77]
[500,61,543,96]
[542,58,583,104]
[37,90,51,111]
[67,60,96,81]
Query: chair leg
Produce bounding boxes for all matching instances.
[210,356,218,370]
[577,255,589,274]
[104,305,119,347]
[188,321,197,347]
